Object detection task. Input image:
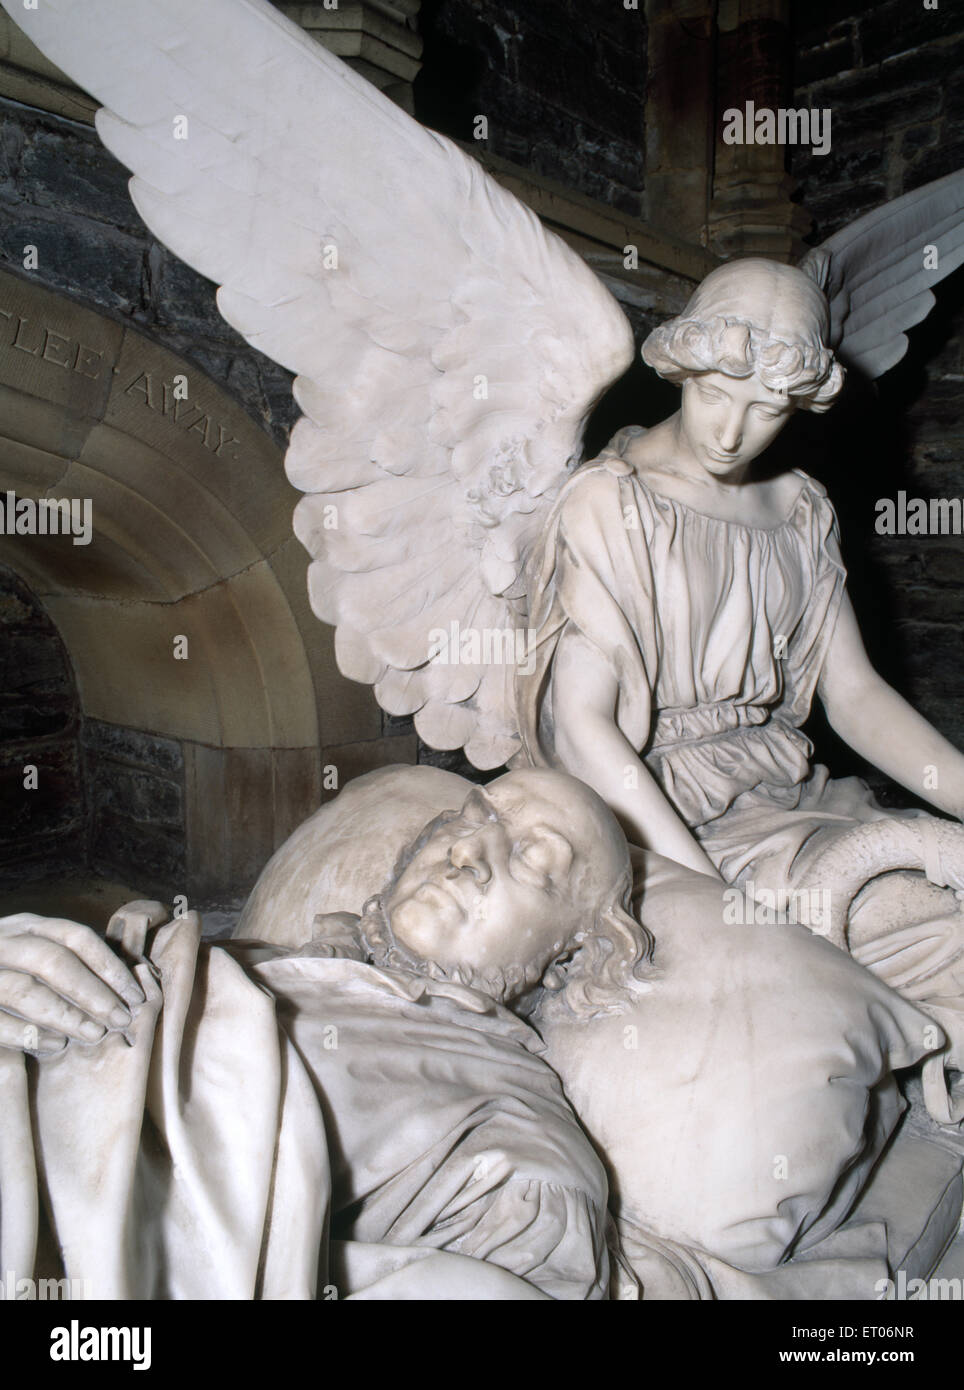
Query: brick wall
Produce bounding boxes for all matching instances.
[415,0,647,216]
[0,564,84,883]
[83,719,186,896]
[0,98,298,448]
[790,0,964,798]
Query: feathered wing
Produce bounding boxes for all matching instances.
[800,169,964,378]
[6,0,635,768]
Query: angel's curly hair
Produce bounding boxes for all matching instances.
[642,314,845,413]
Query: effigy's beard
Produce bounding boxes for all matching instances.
[357,896,540,1007]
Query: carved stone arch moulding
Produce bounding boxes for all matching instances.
[0,267,366,898]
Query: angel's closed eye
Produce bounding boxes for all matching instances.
[696,384,727,404]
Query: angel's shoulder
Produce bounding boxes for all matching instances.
[788,466,827,499]
[560,434,643,500]
[554,459,632,530]
[786,468,841,519]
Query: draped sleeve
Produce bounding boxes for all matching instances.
[516,456,661,767]
[780,474,848,728]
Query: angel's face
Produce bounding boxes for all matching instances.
[382,770,627,988]
[680,371,794,477]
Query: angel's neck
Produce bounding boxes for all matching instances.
[631,413,754,492]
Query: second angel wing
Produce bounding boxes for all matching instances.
[800,169,964,379]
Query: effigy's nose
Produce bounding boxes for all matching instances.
[449,833,492,883]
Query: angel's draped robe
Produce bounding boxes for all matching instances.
[516,438,964,1093]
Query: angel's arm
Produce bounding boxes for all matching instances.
[817,592,964,820]
[550,628,722,877]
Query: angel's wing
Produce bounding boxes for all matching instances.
[800,170,964,378]
[6,0,634,768]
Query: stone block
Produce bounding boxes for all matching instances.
[184,741,321,898]
[795,33,856,90]
[0,208,145,317]
[320,733,417,801]
[0,628,66,689]
[0,736,84,847]
[87,761,182,829]
[0,269,122,419]
[82,718,183,775]
[859,2,964,67]
[0,692,75,740]
[19,119,142,235]
[88,808,185,895]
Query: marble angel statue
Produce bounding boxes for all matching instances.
[10,0,964,1110]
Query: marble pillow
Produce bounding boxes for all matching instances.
[236,764,472,948]
[542,852,942,1274]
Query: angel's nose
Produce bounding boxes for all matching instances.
[716,411,744,453]
[449,832,492,884]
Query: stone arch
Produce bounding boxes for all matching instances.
[0,267,365,900]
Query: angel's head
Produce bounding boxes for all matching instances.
[642,259,845,474]
[357,769,652,1020]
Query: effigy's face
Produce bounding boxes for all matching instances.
[680,370,794,476]
[383,782,581,978]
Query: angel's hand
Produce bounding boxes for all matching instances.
[0,914,145,1056]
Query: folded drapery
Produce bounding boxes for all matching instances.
[0,918,610,1300]
[0,918,327,1299]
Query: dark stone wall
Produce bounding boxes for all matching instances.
[790,1,964,799]
[0,568,187,892]
[415,0,648,216]
[792,0,964,232]
[0,96,300,889]
[83,719,185,896]
[0,97,298,447]
[0,564,84,883]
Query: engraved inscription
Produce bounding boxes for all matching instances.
[0,308,105,380]
[123,370,242,461]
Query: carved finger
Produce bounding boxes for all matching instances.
[0,935,133,1026]
[0,1012,65,1055]
[0,968,111,1042]
[4,917,144,1010]
[0,912,54,936]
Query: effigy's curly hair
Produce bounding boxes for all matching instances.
[642,314,845,413]
[538,875,654,1024]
